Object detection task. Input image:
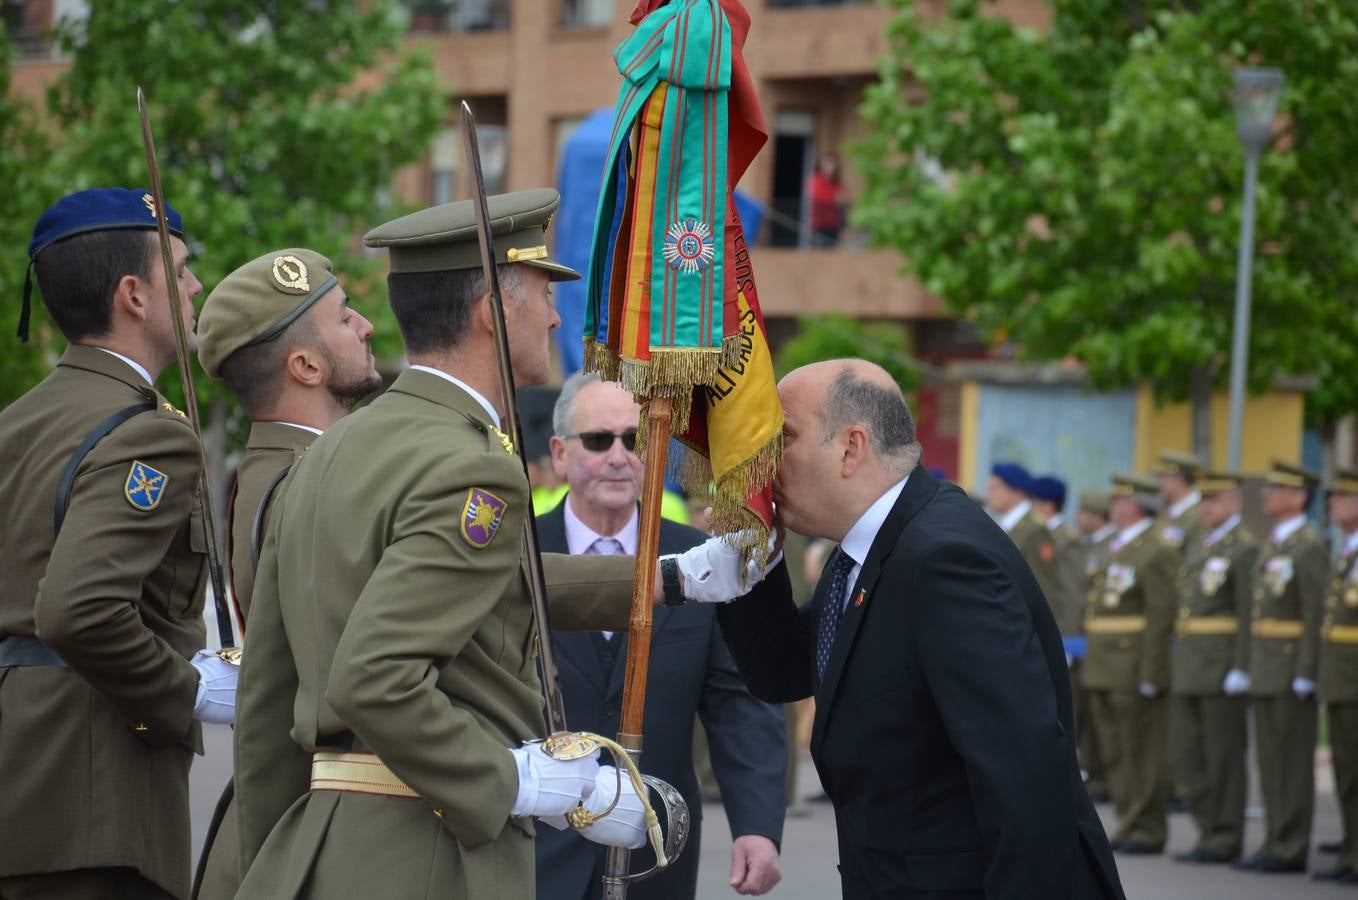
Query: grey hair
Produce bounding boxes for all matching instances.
[818,367,922,475]
[553,370,603,437]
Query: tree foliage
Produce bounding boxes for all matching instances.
[2,0,446,434]
[855,0,1358,427]
[775,314,923,394]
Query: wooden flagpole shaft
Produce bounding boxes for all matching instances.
[601,395,672,900]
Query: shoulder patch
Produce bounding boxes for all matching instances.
[460,487,508,549]
[124,460,169,511]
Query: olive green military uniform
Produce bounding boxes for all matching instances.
[1047,516,1087,636]
[1009,509,1072,630]
[1319,469,1358,876]
[233,191,640,899]
[191,246,355,900]
[193,424,317,900]
[1169,475,1257,859]
[1247,465,1327,867]
[0,346,207,899]
[1320,537,1358,875]
[1084,475,1178,849]
[233,370,638,899]
[1076,495,1117,799]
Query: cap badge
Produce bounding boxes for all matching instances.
[272,255,311,293]
[142,193,156,218]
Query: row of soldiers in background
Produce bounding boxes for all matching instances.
[985,454,1358,882]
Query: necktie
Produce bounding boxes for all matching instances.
[586,537,625,640]
[815,550,857,681]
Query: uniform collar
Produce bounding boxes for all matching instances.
[998,498,1032,534]
[1116,516,1154,548]
[1046,513,1065,532]
[1168,491,1201,520]
[1091,522,1118,544]
[1203,514,1240,548]
[1271,514,1307,546]
[247,420,322,453]
[841,477,909,569]
[408,364,501,428]
[58,344,156,392]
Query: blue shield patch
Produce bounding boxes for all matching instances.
[124,460,168,511]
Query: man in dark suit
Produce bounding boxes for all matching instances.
[670,359,1125,900]
[534,372,787,900]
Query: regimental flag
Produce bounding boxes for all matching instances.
[585,0,781,560]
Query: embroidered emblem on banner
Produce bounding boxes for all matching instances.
[124,460,168,511]
[662,218,714,274]
[460,487,507,549]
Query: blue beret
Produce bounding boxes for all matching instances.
[1031,475,1067,507]
[991,462,1032,493]
[29,187,183,259]
[20,188,185,342]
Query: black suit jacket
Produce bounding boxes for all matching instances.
[533,502,787,900]
[717,469,1125,900]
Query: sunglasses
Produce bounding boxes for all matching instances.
[565,430,639,453]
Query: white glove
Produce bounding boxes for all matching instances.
[1222,669,1251,696]
[671,533,766,604]
[191,649,238,724]
[573,766,648,850]
[1138,682,1159,699]
[1293,677,1316,700]
[509,742,599,819]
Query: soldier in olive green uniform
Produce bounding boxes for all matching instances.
[1031,475,1086,637]
[190,249,381,900]
[1169,472,1258,864]
[0,189,229,899]
[1234,461,1328,874]
[233,190,655,900]
[1083,473,1178,854]
[1075,490,1117,801]
[987,463,1068,628]
[1315,468,1358,882]
[1155,451,1205,553]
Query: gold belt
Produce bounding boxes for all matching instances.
[1085,615,1147,635]
[1326,625,1358,645]
[1179,616,1238,636]
[1252,618,1304,639]
[311,751,420,800]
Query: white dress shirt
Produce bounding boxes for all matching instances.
[1047,513,1066,532]
[1090,522,1118,546]
[1203,514,1241,548]
[563,499,638,640]
[1271,514,1307,546]
[1168,491,1201,521]
[96,348,153,386]
[998,499,1033,534]
[274,421,324,437]
[1111,517,1153,553]
[837,477,909,610]
[409,364,500,428]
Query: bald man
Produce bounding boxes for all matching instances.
[665,360,1125,900]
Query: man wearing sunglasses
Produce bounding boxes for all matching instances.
[534,371,787,900]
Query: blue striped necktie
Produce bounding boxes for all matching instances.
[815,550,856,681]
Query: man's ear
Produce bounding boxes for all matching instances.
[472,289,496,334]
[284,345,323,388]
[841,425,869,477]
[111,273,148,322]
[549,434,568,481]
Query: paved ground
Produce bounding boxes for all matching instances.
[193,727,1357,899]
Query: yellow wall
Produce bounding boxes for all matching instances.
[958,381,981,489]
[1133,387,1305,473]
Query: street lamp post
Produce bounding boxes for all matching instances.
[1226,67,1284,472]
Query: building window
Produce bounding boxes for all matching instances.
[407,0,510,33]
[429,122,507,206]
[561,0,611,28]
[769,109,816,248]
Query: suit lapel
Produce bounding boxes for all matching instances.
[811,468,940,759]
[533,506,610,696]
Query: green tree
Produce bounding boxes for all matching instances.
[30,0,445,446]
[855,0,1358,458]
[0,23,59,406]
[775,314,923,394]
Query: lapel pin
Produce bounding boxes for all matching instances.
[854,589,867,608]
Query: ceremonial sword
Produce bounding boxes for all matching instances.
[137,88,239,661]
[459,101,687,894]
